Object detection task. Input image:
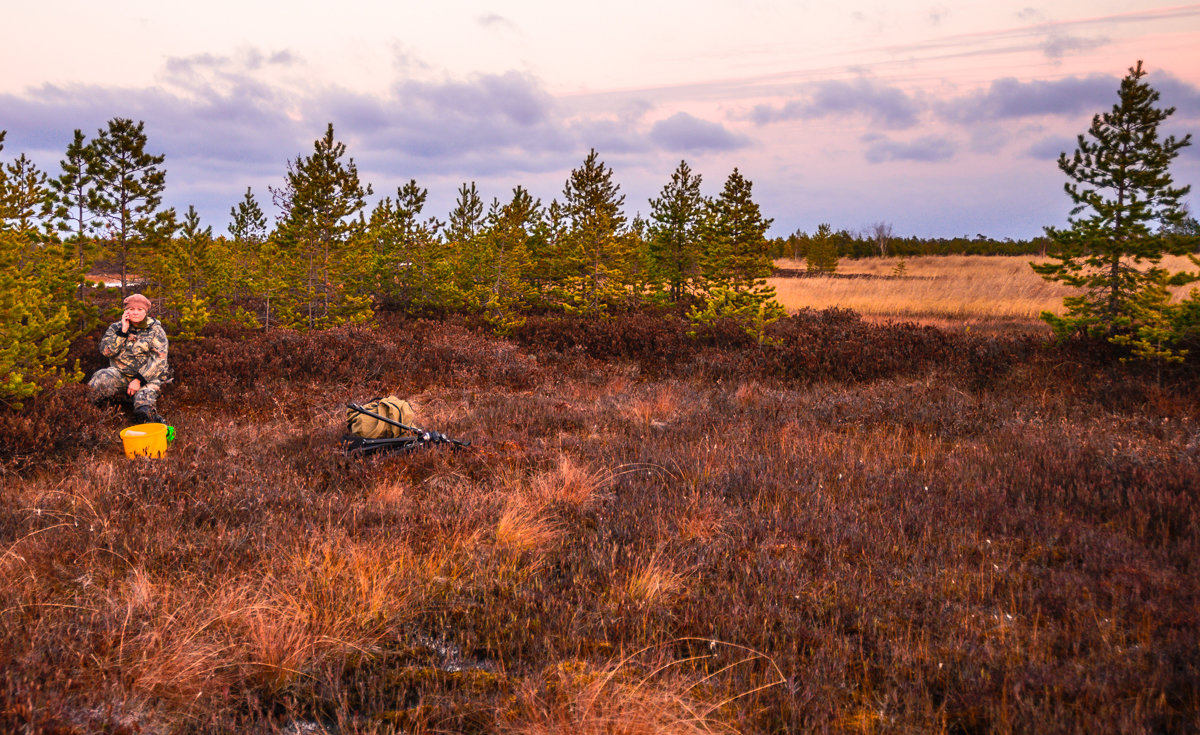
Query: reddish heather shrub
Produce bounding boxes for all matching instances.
[0,384,109,469]
[516,308,1048,388]
[5,302,1200,733]
[762,308,960,383]
[171,317,543,408]
[516,311,695,367]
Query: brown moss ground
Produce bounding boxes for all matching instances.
[2,310,1198,733]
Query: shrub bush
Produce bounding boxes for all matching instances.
[0,384,109,469]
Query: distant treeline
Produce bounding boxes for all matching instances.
[771,227,1051,260]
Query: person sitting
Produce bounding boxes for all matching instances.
[87,293,170,424]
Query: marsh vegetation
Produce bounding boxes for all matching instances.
[3,310,1198,733]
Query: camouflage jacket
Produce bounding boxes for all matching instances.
[100,317,170,385]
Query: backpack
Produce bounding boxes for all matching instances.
[346,396,417,438]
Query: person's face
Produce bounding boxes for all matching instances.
[125,305,148,323]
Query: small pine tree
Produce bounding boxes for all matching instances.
[687,286,787,345]
[366,180,450,312]
[529,199,568,305]
[0,230,82,407]
[227,187,269,327]
[647,160,704,302]
[477,187,540,334]
[445,182,486,308]
[558,150,630,315]
[271,123,373,329]
[88,118,172,295]
[690,169,785,340]
[1033,61,1196,356]
[806,223,838,274]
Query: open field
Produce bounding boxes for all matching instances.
[770,255,1200,329]
[2,310,1199,733]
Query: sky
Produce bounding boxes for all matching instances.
[2,0,1199,239]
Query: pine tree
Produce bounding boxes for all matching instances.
[477,186,540,333]
[806,223,839,274]
[48,129,102,329]
[446,182,485,246]
[529,198,569,305]
[271,123,372,329]
[0,135,85,359]
[0,228,81,407]
[559,149,630,315]
[366,180,446,311]
[0,133,79,406]
[1033,61,1196,350]
[229,187,268,245]
[445,182,487,309]
[690,169,785,343]
[626,213,653,302]
[88,118,172,295]
[252,234,292,330]
[227,187,269,327]
[147,205,219,340]
[0,153,50,235]
[647,160,704,302]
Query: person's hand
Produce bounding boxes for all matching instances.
[121,309,131,332]
[127,378,141,396]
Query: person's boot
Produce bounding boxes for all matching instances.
[133,408,165,425]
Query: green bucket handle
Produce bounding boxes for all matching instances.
[166,426,176,444]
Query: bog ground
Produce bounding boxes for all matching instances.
[2,310,1198,733]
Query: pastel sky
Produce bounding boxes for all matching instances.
[3,0,1199,239]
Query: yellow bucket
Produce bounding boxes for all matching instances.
[120,423,169,459]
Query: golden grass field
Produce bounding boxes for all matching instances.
[770,254,1200,329]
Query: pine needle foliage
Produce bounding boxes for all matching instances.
[271,123,373,329]
[558,150,631,315]
[647,160,704,302]
[87,118,172,295]
[1033,61,1197,360]
[690,169,785,342]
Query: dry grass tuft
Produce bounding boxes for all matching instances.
[676,496,729,544]
[503,642,779,735]
[368,477,414,509]
[622,552,687,608]
[531,454,612,508]
[628,383,686,427]
[496,500,563,557]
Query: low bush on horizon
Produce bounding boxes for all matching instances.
[2,309,1198,733]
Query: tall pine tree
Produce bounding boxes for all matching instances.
[48,129,102,329]
[1033,61,1195,350]
[271,123,372,329]
[559,149,630,315]
[88,118,172,295]
[647,160,704,303]
[690,169,785,343]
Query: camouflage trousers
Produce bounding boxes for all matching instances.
[88,368,161,414]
